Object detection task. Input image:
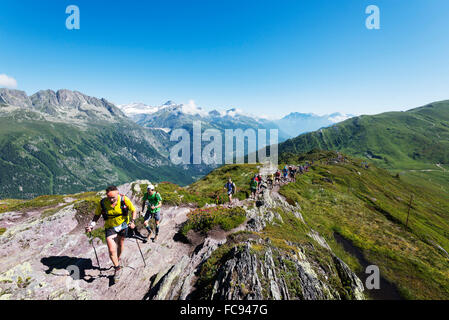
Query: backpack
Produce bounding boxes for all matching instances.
[226,182,235,194]
[100,194,129,221]
[250,178,258,189]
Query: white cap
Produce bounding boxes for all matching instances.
[147,184,155,191]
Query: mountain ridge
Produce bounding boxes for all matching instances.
[0,89,211,199]
[278,99,449,171]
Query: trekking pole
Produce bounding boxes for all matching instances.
[134,210,146,267]
[89,232,102,276]
[136,238,146,267]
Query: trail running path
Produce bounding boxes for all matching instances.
[0,162,297,300]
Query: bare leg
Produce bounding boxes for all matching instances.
[117,235,125,263]
[155,220,160,235]
[106,235,119,267]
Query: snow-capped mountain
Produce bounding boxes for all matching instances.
[119,101,290,140]
[119,101,354,140]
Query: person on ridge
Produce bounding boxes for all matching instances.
[141,184,163,242]
[85,185,137,282]
[275,170,281,185]
[224,178,236,204]
[283,166,289,182]
[250,174,258,199]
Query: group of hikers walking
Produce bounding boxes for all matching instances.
[85,184,163,282]
[224,163,312,205]
[84,163,310,282]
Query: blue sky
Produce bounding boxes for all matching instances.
[1,0,449,118]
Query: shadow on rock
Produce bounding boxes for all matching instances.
[41,256,111,283]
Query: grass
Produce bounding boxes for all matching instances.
[0,195,65,214]
[180,206,246,239]
[276,151,449,299]
[73,197,106,243]
[134,181,211,207]
[187,164,260,203]
[132,164,260,208]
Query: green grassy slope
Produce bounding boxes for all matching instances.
[278,151,449,299]
[0,115,197,199]
[279,100,449,171]
[152,153,449,299]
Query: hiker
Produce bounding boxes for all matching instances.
[141,184,163,242]
[282,166,289,182]
[256,174,263,192]
[290,166,297,182]
[275,170,281,185]
[267,173,274,188]
[224,178,236,204]
[85,185,137,282]
[250,175,258,199]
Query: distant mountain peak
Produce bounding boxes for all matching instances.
[208,110,221,117]
[163,100,176,106]
[0,88,126,123]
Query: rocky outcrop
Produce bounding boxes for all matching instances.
[332,255,365,300]
[246,187,303,232]
[146,237,227,300]
[206,238,363,300]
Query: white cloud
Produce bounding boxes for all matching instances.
[0,74,18,89]
[328,114,353,123]
[180,100,208,117]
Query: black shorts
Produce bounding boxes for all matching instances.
[105,223,128,239]
[144,210,161,222]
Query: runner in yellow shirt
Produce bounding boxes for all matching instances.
[86,185,137,282]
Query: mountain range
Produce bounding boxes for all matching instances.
[119,101,354,139]
[0,89,210,199]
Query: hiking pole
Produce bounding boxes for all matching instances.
[133,211,146,267]
[89,232,102,275]
[136,238,146,267]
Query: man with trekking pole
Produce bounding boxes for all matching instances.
[141,184,163,242]
[85,185,137,282]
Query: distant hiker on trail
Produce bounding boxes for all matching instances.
[283,166,289,182]
[85,185,137,282]
[267,173,274,188]
[224,178,236,204]
[250,174,258,199]
[275,170,281,185]
[141,184,163,242]
[256,174,263,192]
[290,166,297,182]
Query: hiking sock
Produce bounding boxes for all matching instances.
[156,225,159,235]
[146,226,152,235]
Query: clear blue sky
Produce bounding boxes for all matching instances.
[1,0,449,118]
